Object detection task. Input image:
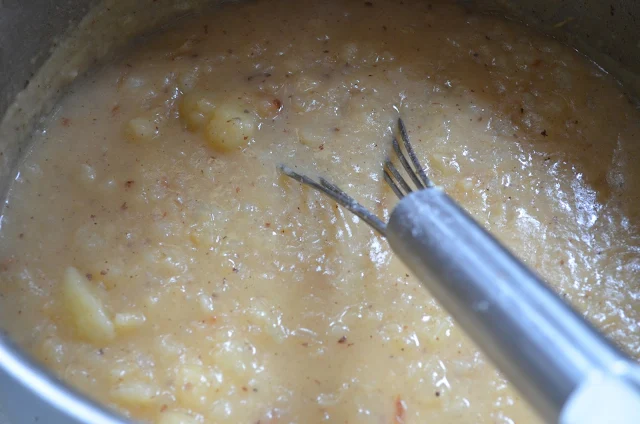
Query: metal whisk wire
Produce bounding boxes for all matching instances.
[383,119,434,199]
[277,164,388,236]
[278,118,432,236]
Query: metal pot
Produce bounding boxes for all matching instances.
[0,1,637,423]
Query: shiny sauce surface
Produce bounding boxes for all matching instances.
[1,0,639,423]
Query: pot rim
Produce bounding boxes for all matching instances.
[0,335,127,423]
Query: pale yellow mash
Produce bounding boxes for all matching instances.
[0,0,639,423]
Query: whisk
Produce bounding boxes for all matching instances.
[278,118,640,424]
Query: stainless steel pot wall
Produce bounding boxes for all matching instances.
[0,1,638,423]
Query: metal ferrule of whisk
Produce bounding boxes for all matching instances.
[279,118,640,424]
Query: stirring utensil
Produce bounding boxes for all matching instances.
[278,118,640,424]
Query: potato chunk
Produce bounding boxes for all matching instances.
[179,92,216,130]
[124,107,165,143]
[125,117,159,142]
[157,412,199,424]
[205,104,256,151]
[110,381,157,406]
[175,364,220,409]
[114,312,146,332]
[62,267,115,344]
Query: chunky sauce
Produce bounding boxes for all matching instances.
[1,0,639,423]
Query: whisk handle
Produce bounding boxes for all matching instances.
[386,188,640,423]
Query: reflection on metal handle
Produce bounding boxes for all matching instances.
[387,188,640,423]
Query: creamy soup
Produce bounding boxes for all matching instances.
[1,0,639,423]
